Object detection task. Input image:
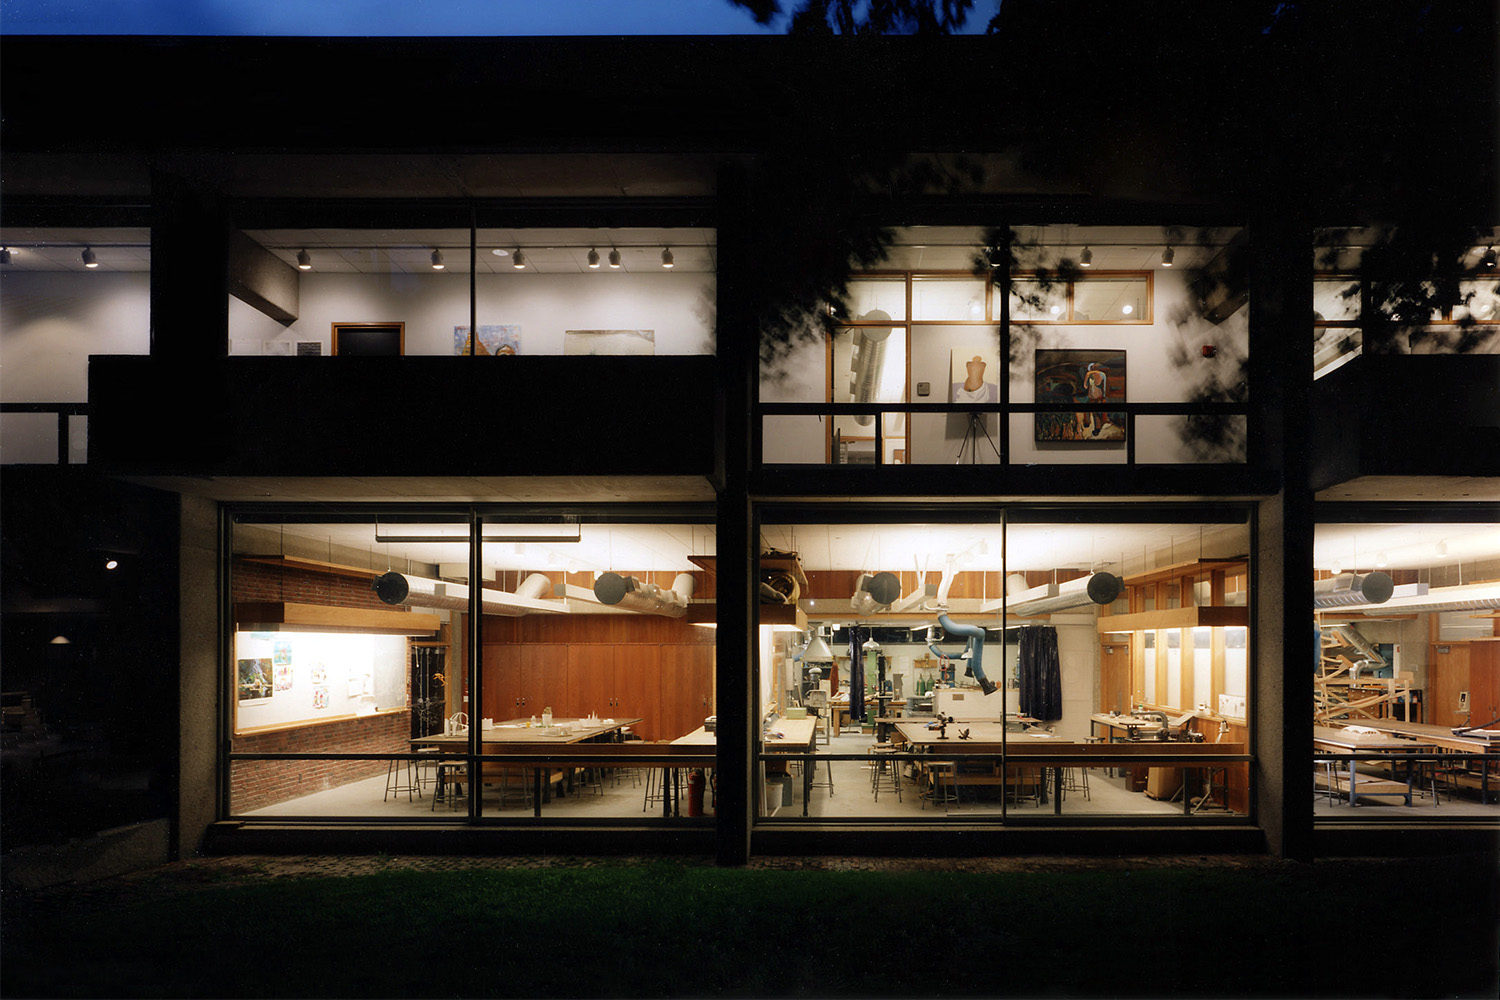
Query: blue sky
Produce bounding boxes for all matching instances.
[0,0,990,36]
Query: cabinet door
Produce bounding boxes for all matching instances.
[481,643,522,722]
[659,645,713,741]
[523,644,569,718]
[567,645,616,719]
[614,644,659,741]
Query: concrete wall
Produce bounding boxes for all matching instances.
[178,495,220,857]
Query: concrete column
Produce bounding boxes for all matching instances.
[150,168,230,361]
[176,495,221,856]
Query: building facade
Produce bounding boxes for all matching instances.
[3,24,1497,868]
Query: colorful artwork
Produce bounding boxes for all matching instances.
[312,685,330,710]
[563,329,655,356]
[1034,349,1127,442]
[274,664,294,691]
[949,347,999,404]
[454,324,521,356]
[310,664,327,684]
[237,658,273,702]
[272,641,292,666]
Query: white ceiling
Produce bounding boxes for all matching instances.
[1314,522,1500,573]
[0,228,151,272]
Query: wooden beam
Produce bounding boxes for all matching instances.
[234,601,440,634]
[1097,605,1250,633]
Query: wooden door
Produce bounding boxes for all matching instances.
[1428,642,1471,726]
[522,644,569,719]
[659,645,713,741]
[481,643,522,723]
[567,645,616,719]
[614,644,659,740]
[1099,640,1131,714]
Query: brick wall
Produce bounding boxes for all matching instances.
[233,560,393,610]
[230,710,411,813]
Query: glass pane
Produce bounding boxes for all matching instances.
[845,278,906,321]
[762,414,829,463]
[1072,277,1148,322]
[831,325,907,410]
[1313,278,1361,322]
[1009,278,1066,322]
[1452,279,1500,323]
[912,277,986,321]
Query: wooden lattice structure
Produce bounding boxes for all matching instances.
[1315,624,1413,723]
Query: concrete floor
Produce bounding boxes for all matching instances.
[243,732,1233,821]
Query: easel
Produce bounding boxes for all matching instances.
[954,412,1000,464]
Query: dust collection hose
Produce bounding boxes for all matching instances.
[936,613,994,696]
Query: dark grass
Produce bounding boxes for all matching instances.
[4,854,1497,999]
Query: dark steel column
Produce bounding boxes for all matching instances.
[150,167,230,362]
[714,162,756,865]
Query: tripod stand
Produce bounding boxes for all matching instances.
[954,412,1000,464]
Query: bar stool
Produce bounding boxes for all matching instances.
[430,761,466,811]
[806,752,834,799]
[497,766,535,810]
[384,753,421,802]
[869,743,902,803]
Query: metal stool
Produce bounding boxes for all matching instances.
[430,761,466,811]
[644,764,680,812]
[384,754,421,802]
[806,753,834,799]
[869,743,902,802]
[922,762,958,809]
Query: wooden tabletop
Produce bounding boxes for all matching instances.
[671,716,819,750]
[895,720,1071,749]
[1330,719,1496,753]
[1312,725,1429,752]
[413,717,642,747]
[1090,713,1161,731]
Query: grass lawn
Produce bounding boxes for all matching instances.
[3,853,1497,998]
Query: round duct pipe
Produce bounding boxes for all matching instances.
[851,570,902,614]
[371,571,552,617]
[1313,571,1395,608]
[592,571,692,617]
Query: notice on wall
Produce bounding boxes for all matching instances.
[233,632,407,732]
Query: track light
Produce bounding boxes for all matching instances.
[608,249,621,268]
[1161,246,1174,267]
[81,247,98,268]
[0,248,11,265]
[1079,246,1092,267]
[587,248,600,268]
[512,249,525,269]
[661,247,674,268]
[1483,246,1497,268]
[430,249,445,270]
[296,249,312,270]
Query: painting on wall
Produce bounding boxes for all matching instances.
[237,658,273,702]
[564,329,655,356]
[311,685,330,710]
[453,324,521,356]
[1034,349,1127,442]
[949,346,1000,404]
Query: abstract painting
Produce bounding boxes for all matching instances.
[1034,349,1127,442]
[453,324,521,356]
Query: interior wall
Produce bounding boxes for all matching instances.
[228,271,717,356]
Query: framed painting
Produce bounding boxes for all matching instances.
[332,322,404,356]
[1034,349,1127,442]
[237,657,273,702]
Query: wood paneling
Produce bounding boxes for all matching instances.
[1099,640,1131,714]
[1429,642,1471,726]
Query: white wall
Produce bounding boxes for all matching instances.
[0,271,151,462]
[229,271,717,356]
[232,630,407,731]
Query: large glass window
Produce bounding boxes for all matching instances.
[226,511,716,824]
[758,225,1250,467]
[230,226,716,357]
[1313,518,1500,822]
[752,509,1253,822]
[0,227,151,464]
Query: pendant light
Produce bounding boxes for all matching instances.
[1079,246,1093,267]
[661,247,674,269]
[81,247,98,268]
[608,249,621,268]
[430,249,445,270]
[512,249,526,269]
[0,248,11,265]
[1483,246,1497,268]
[296,249,312,270]
[1161,246,1174,267]
[587,248,600,268]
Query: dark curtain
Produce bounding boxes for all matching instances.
[847,626,866,722]
[1018,626,1062,721]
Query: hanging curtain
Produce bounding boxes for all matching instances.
[1018,626,1062,721]
[847,626,866,722]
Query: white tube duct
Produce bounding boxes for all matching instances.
[591,571,694,617]
[1006,572,1124,617]
[371,571,562,617]
[848,313,893,426]
[1313,572,1394,608]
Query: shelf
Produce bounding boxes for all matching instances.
[1122,558,1247,588]
[1096,605,1248,633]
[234,601,441,636]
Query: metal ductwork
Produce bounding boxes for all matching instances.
[1006,572,1124,617]
[372,571,559,617]
[850,571,902,615]
[592,571,695,617]
[848,311,893,426]
[1313,572,1394,608]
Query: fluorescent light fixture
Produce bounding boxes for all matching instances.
[430,249,445,270]
[608,249,621,268]
[661,247,674,268]
[587,248,600,268]
[81,247,98,268]
[296,249,312,270]
[1079,246,1092,267]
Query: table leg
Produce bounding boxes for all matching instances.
[803,754,812,817]
[533,768,543,818]
[1054,767,1063,816]
[1348,758,1359,807]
